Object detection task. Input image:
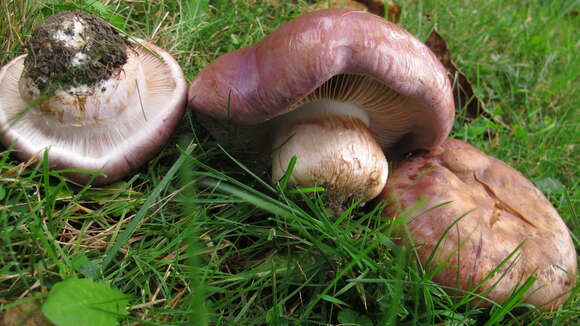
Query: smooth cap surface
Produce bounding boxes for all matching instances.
[381,138,577,311]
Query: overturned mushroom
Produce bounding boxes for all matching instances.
[189,9,454,203]
[0,11,187,185]
[381,138,577,311]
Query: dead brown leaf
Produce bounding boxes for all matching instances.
[354,1,401,23]
[425,29,491,120]
[354,0,383,15]
[386,3,401,23]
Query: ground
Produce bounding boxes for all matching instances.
[0,0,577,325]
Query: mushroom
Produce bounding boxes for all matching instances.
[188,9,454,203]
[380,138,577,311]
[0,11,187,185]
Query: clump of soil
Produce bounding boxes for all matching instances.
[22,10,129,94]
[1,300,52,326]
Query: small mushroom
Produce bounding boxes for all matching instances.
[0,11,187,185]
[189,9,454,203]
[381,138,577,311]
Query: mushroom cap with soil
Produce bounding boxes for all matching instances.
[188,9,454,203]
[0,11,187,185]
[380,138,577,311]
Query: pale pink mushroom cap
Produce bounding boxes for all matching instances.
[0,39,187,185]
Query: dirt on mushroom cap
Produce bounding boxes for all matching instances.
[23,10,129,95]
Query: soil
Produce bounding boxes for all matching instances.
[1,300,52,326]
[22,10,130,94]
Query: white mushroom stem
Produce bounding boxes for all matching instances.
[271,100,389,201]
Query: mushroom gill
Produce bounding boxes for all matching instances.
[291,74,415,147]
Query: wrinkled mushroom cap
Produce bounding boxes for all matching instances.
[381,138,577,311]
[0,39,187,185]
[189,8,454,158]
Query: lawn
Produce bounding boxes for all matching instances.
[1,0,578,325]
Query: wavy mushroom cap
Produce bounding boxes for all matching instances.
[0,39,187,185]
[381,138,577,311]
[188,8,454,158]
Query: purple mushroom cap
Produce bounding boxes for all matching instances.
[189,8,454,158]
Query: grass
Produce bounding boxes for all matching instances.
[1,0,578,325]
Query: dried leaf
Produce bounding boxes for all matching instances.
[425,29,489,120]
[353,0,383,15]
[354,1,401,23]
[386,2,401,23]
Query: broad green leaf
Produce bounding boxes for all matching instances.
[42,278,130,326]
